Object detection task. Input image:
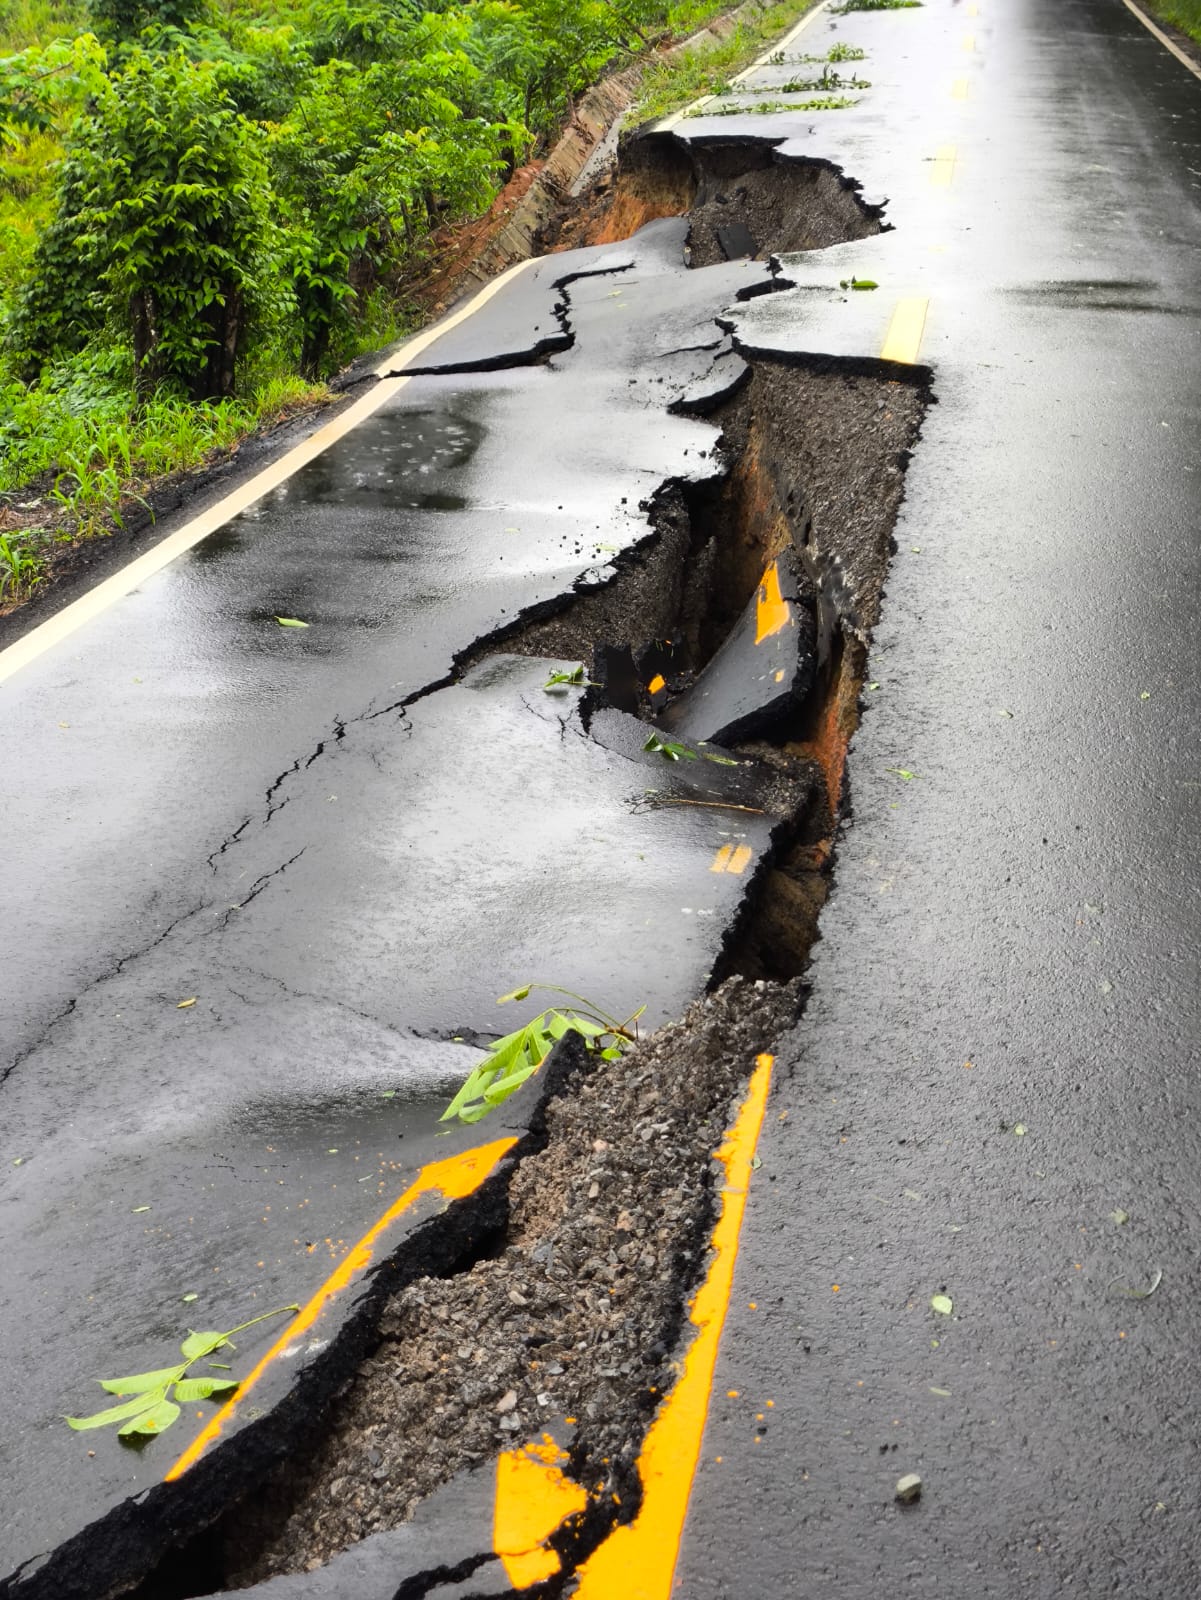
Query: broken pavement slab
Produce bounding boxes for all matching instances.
[0,655,793,1595]
[659,550,816,746]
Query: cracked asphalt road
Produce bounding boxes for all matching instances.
[0,208,798,1587]
[3,0,1198,1591]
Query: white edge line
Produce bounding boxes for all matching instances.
[1120,0,1201,81]
[0,257,539,688]
[655,0,833,130]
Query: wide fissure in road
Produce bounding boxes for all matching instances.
[2,0,1199,1595]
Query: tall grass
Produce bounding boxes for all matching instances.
[0,0,84,50]
[1142,0,1201,44]
[0,369,328,549]
[635,0,825,121]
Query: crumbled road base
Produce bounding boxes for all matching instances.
[217,977,800,1587]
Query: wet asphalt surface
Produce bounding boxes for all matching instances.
[1,0,1198,1591]
[0,209,795,1582]
[675,0,1201,1594]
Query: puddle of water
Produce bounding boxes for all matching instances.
[263,406,486,511]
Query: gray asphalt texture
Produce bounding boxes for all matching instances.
[676,0,1201,1594]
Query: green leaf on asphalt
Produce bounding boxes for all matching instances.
[1110,1209,1130,1226]
[543,666,586,692]
[118,1397,181,1436]
[66,1306,299,1440]
[929,1386,952,1397]
[180,1331,229,1361]
[99,1367,182,1396]
[66,1392,169,1430]
[890,768,917,781]
[930,1293,954,1316]
[274,617,309,628]
[498,985,532,1004]
[173,1376,239,1403]
[1014,1123,1027,1136]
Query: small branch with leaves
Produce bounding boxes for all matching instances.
[65,1305,300,1439]
[441,985,645,1124]
[643,732,737,766]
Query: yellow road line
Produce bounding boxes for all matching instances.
[1121,0,1201,81]
[571,1055,773,1599]
[931,143,958,186]
[966,2,979,16]
[952,76,970,99]
[754,560,791,644]
[164,1137,517,1481]
[880,299,929,365]
[962,33,976,51]
[494,1437,588,1587]
[709,843,754,875]
[0,258,538,691]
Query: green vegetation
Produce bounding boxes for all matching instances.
[689,92,854,113]
[643,731,737,764]
[442,984,643,1123]
[830,0,919,12]
[632,0,819,121]
[1140,0,1201,46]
[1,0,766,595]
[65,1304,299,1437]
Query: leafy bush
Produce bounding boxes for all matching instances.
[14,48,290,398]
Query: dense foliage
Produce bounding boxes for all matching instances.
[0,0,699,413]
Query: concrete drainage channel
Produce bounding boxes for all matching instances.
[62,132,925,1600]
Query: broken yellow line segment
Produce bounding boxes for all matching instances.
[880,299,930,366]
[164,1137,517,1482]
[570,1054,774,1599]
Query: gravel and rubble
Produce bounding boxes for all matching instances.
[217,976,801,1586]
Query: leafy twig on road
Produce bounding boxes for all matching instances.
[441,984,644,1124]
[65,1305,300,1438]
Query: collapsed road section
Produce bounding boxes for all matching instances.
[0,26,930,1595]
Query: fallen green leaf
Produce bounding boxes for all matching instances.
[98,1367,180,1397]
[1110,1208,1130,1226]
[750,1154,762,1169]
[890,768,917,781]
[119,1397,181,1437]
[131,1206,151,1214]
[929,1386,952,1397]
[1014,1123,1027,1137]
[173,1376,239,1403]
[182,1293,198,1303]
[177,998,196,1009]
[1140,690,1151,701]
[930,1293,954,1316]
[543,666,586,692]
[274,617,309,628]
